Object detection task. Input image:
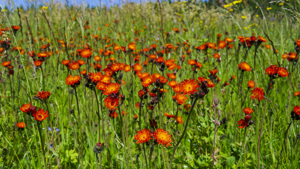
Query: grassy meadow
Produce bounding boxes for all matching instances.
[0,0,300,168]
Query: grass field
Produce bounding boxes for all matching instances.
[0,1,300,168]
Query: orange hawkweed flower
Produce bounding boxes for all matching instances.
[2,61,11,67]
[33,109,49,121]
[174,93,188,105]
[65,75,81,87]
[103,83,121,95]
[167,73,176,79]
[218,41,227,49]
[68,61,80,70]
[238,119,248,129]
[277,67,289,77]
[11,25,21,31]
[109,112,118,118]
[258,36,267,42]
[17,122,26,129]
[89,72,103,83]
[213,53,220,59]
[180,79,199,95]
[173,84,183,93]
[34,60,43,67]
[62,60,70,66]
[168,81,177,88]
[134,129,152,144]
[243,108,254,115]
[294,106,300,115]
[96,82,106,91]
[80,49,92,58]
[247,80,255,88]
[104,96,119,110]
[37,52,48,58]
[128,42,136,51]
[294,91,300,97]
[287,52,298,62]
[20,102,36,114]
[159,76,168,84]
[265,65,278,76]
[209,69,218,75]
[141,76,153,88]
[36,91,51,100]
[153,129,173,147]
[188,60,196,65]
[133,63,143,72]
[175,116,183,124]
[238,62,252,71]
[250,87,265,101]
[164,113,175,118]
[77,60,85,66]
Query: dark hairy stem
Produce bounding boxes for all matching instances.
[257,100,267,169]
[169,98,198,167]
[276,122,292,169]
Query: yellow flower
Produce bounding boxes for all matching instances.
[233,0,242,5]
[42,6,48,10]
[279,3,284,5]
[267,7,272,10]
[224,3,233,8]
[1,9,7,12]
[244,27,248,30]
[241,16,247,19]
[256,15,259,17]
[229,9,234,12]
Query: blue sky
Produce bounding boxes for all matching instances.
[1,0,199,9]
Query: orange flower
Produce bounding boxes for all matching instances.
[277,67,289,77]
[174,93,188,105]
[96,82,106,91]
[265,65,278,76]
[17,122,26,129]
[103,83,121,95]
[209,69,218,75]
[11,25,20,31]
[243,108,254,115]
[250,87,265,101]
[213,53,220,59]
[104,96,119,110]
[238,119,248,129]
[36,91,51,100]
[294,91,300,97]
[180,79,199,95]
[173,84,183,93]
[294,106,300,115]
[77,60,85,65]
[258,36,267,42]
[164,113,175,118]
[65,75,81,87]
[287,52,298,62]
[141,76,153,87]
[37,52,48,58]
[134,129,152,144]
[80,69,87,75]
[20,102,36,114]
[238,62,252,71]
[33,109,49,121]
[175,116,183,124]
[133,63,143,72]
[34,60,43,67]
[94,56,101,62]
[247,80,255,88]
[89,72,103,83]
[168,81,177,88]
[188,60,196,65]
[159,76,168,84]
[167,73,176,79]
[109,112,118,118]
[2,61,11,67]
[80,49,92,58]
[62,60,70,66]
[128,42,136,51]
[218,41,227,49]
[153,129,173,147]
[68,61,80,70]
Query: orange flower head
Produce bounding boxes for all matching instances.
[36,91,51,100]
[265,65,278,76]
[188,60,196,65]
[124,64,131,72]
[109,112,118,118]
[180,79,199,95]
[243,107,254,115]
[294,91,300,97]
[103,83,121,95]
[128,43,136,51]
[209,69,218,75]
[11,25,20,31]
[68,61,80,70]
[33,109,49,121]
[277,67,289,77]
[62,60,70,66]
[238,119,248,129]
[34,60,43,67]
[111,63,120,72]
[37,52,48,58]
[168,81,177,88]
[80,69,87,75]
[238,62,252,71]
[258,36,267,42]
[218,41,227,49]
[288,52,298,61]
[153,129,173,147]
[159,76,168,84]
[77,60,85,65]
[94,56,101,62]
[247,80,255,88]
[294,106,300,115]
[96,82,106,91]
[89,72,103,83]
[164,113,175,118]
[2,61,11,67]
[133,63,143,72]
[167,73,176,79]
[175,116,183,124]
[65,75,81,87]
[142,76,153,88]
[173,84,183,93]
[100,75,111,84]
[104,96,119,110]
[20,102,36,114]
[17,122,26,129]
[250,87,265,101]
[80,49,92,58]
[134,129,152,144]
[174,93,188,105]
[213,53,220,59]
